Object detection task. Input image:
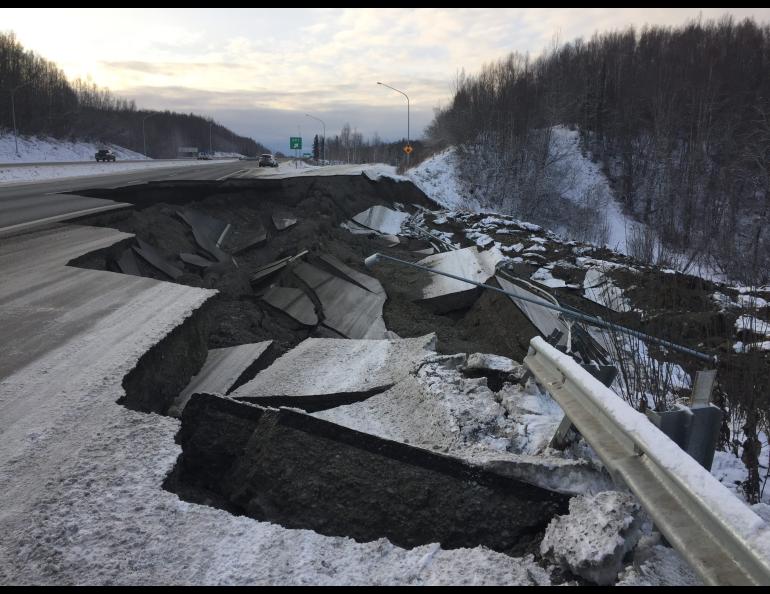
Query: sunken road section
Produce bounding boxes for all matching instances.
[63,174,575,570]
[167,393,569,556]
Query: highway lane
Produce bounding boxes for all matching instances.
[0,160,248,235]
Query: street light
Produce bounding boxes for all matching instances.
[142,112,159,158]
[377,81,410,167]
[10,82,31,157]
[305,113,326,165]
[209,120,213,156]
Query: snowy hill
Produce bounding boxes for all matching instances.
[407,128,636,255]
[0,133,149,163]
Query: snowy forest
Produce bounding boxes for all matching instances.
[0,31,267,158]
[427,16,770,284]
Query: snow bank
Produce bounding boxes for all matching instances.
[0,133,148,163]
[541,490,644,585]
[405,148,480,211]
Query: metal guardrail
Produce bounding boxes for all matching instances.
[525,336,770,586]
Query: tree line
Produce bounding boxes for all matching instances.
[0,31,268,158]
[427,15,770,284]
[310,122,423,171]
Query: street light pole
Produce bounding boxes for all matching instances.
[305,113,326,165]
[142,112,158,158]
[209,120,213,156]
[10,82,31,157]
[377,81,410,167]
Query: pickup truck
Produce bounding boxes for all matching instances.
[95,149,116,162]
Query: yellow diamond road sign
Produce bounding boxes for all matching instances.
[403,145,413,154]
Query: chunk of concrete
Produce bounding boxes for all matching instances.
[260,286,318,326]
[250,256,294,285]
[272,214,297,231]
[540,491,644,585]
[116,248,142,276]
[293,261,387,339]
[463,353,518,374]
[319,254,385,295]
[177,209,231,263]
[168,341,273,417]
[230,334,434,410]
[173,393,568,555]
[413,246,504,313]
[180,252,216,269]
[352,205,410,235]
[496,275,570,348]
[222,220,268,255]
[132,238,184,280]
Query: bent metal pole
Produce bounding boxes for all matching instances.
[364,252,717,365]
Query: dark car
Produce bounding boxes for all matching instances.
[95,149,116,162]
[258,153,278,167]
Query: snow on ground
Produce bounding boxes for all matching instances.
[0,268,549,585]
[0,158,232,185]
[583,267,632,313]
[405,148,480,211]
[0,132,148,163]
[548,126,633,254]
[541,490,644,585]
[735,315,770,337]
[257,161,405,180]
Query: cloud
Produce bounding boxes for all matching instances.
[5,8,770,146]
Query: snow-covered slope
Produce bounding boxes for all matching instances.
[406,148,481,211]
[403,128,635,254]
[548,126,631,253]
[0,133,149,163]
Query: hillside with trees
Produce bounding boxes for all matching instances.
[0,31,268,158]
[427,16,770,284]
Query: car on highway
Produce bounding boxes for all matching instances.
[95,149,116,162]
[258,153,278,167]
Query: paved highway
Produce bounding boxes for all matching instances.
[0,160,248,236]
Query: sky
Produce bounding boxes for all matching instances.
[3,8,770,153]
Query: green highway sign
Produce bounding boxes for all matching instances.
[290,137,302,150]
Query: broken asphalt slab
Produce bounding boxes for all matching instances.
[168,340,273,417]
[410,246,504,313]
[292,261,388,339]
[230,334,435,410]
[171,393,569,555]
